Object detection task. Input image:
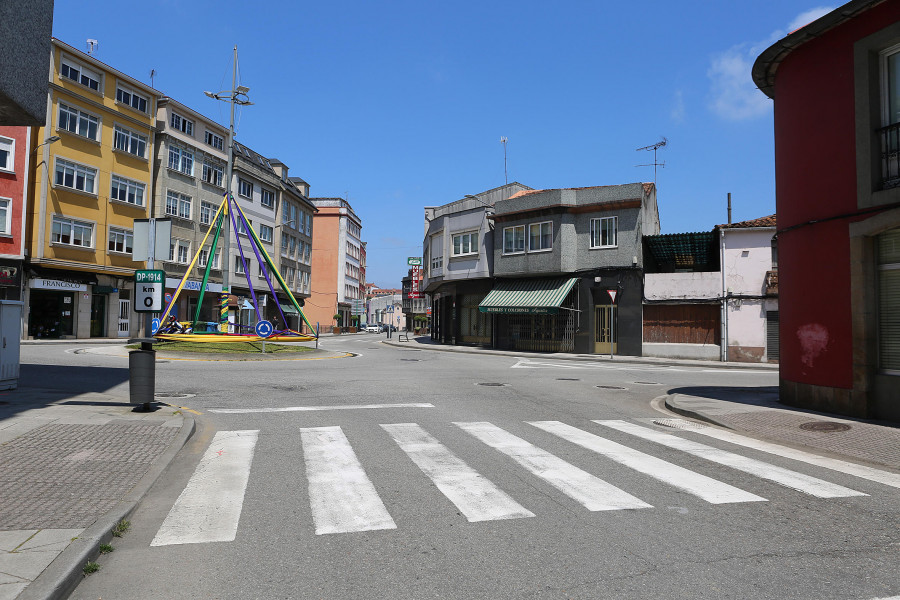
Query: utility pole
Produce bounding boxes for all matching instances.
[205,46,252,332]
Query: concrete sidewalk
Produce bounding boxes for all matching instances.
[0,386,194,600]
[387,336,899,471]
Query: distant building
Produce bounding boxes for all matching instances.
[307,197,363,329]
[0,126,31,305]
[753,0,900,420]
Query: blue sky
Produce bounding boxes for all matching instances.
[53,0,833,287]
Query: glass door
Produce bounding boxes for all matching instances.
[594,305,617,354]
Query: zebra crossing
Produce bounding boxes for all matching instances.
[150,419,898,546]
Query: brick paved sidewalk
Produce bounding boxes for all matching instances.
[0,389,192,600]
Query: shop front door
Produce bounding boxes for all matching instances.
[90,294,106,337]
[118,298,130,337]
[594,305,617,354]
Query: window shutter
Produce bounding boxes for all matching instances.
[878,228,900,371]
[766,311,779,361]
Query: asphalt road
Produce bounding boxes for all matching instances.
[22,338,898,600]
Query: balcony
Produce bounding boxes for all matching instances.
[879,122,900,189]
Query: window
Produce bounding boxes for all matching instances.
[452,231,478,256]
[260,224,273,243]
[167,146,194,175]
[0,137,13,172]
[170,113,194,136]
[54,158,96,194]
[165,191,191,219]
[0,198,10,234]
[529,222,553,251]
[60,57,101,92]
[51,215,93,247]
[110,175,145,206]
[503,225,526,254]
[281,235,290,256]
[116,84,148,113]
[199,248,221,269]
[169,239,190,264]
[205,130,224,150]
[201,160,224,187]
[261,188,274,208]
[590,217,618,248]
[199,201,217,225]
[291,237,298,258]
[235,218,252,236]
[238,178,253,198]
[108,227,133,254]
[58,103,99,141]
[113,125,147,158]
[235,255,250,274]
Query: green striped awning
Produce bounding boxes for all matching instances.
[479,277,579,314]
[281,305,299,315]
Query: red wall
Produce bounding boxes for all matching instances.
[0,126,28,258]
[772,2,900,388]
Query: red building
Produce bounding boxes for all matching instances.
[753,0,900,421]
[0,126,31,301]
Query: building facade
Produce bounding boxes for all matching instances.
[25,39,158,339]
[753,0,900,420]
[485,183,659,355]
[307,198,363,330]
[0,127,31,305]
[423,183,531,345]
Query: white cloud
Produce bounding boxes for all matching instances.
[671,90,685,123]
[707,6,834,121]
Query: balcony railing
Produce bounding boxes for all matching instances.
[879,122,900,189]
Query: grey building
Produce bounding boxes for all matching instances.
[486,183,659,355]
[0,1,53,125]
[423,183,532,345]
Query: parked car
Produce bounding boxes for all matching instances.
[381,324,397,332]
[365,324,381,333]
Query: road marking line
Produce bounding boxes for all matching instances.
[210,403,434,414]
[656,419,900,490]
[528,421,766,504]
[151,430,258,546]
[595,421,867,499]
[454,421,651,512]
[301,426,396,535]
[381,423,534,522]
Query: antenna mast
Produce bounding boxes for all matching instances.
[635,137,667,185]
[500,136,508,185]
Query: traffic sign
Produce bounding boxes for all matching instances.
[407,257,422,266]
[607,289,618,303]
[134,270,165,313]
[151,318,161,335]
[255,320,274,338]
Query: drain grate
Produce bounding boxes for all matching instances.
[556,378,580,381]
[477,382,508,387]
[400,359,420,362]
[154,393,195,400]
[653,419,699,430]
[633,381,661,385]
[596,385,626,390]
[799,421,851,432]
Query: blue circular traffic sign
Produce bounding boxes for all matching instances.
[151,318,161,335]
[255,320,274,338]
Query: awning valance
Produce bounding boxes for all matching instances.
[281,305,299,315]
[479,277,579,314]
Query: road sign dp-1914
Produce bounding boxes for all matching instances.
[134,270,165,313]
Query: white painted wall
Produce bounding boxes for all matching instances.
[722,228,774,295]
[644,272,719,301]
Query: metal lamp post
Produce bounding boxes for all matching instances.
[205,45,252,332]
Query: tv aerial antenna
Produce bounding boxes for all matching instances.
[635,137,667,185]
[86,39,98,55]
[500,136,508,185]
[150,69,157,88]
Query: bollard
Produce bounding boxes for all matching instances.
[128,338,157,411]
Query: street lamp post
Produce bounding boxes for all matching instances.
[205,45,252,333]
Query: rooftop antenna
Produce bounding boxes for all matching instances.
[150,69,156,88]
[500,136,508,185]
[635,137,667,186]
[86,39,98,55]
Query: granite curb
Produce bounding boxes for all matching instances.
[14,416,196,600]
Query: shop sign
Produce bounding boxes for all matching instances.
[407,257,422,266]
[31,278,88,291]
[479,306,557,315]
[165,278,223,293]
[0,264,20,287]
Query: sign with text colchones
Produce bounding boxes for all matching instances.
[407,257,422,266]
[409,266,422,298]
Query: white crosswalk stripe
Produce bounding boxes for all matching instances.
[595,420,867,499]
[151,430,259,546]
[652,418,900,489]
[528,421,767,504]
[454,421,652,512]
[382,423,534,522]
[300,426,397,535]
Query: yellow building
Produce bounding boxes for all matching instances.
[26,39,158,339]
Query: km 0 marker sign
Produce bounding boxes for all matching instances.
[134,270,165,313]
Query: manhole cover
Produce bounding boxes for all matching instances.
[477,383,508,387]
[596,385,626,390]
[799,421,852,432]
[556,378,580,381]
[634,381,661,385]
[154,393,195,400]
